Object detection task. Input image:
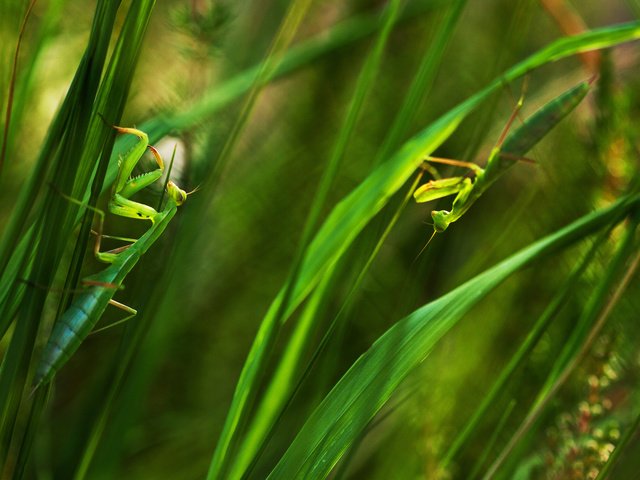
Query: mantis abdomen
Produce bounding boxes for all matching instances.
[34,286,114,387]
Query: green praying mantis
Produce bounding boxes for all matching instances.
[414,78,592,241]
[33,124,191,389]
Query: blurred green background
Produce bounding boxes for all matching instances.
[1,0,640,479]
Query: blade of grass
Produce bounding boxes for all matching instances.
[7,377,50,479]
[267,193,640,479]
[0,0,66,179]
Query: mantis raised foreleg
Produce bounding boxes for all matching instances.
[33,125,190,389]
[414,79,592,234]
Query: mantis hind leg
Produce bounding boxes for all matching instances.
[423,156,484,175]
[89,299,137,335]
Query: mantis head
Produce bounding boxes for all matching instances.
[431,210,450,233]
[166,181,188,206]
[166,181,200,206]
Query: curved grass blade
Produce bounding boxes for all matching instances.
[267,193,640,479]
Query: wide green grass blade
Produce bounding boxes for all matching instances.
[267,193,640,479]
[0,0,36,176]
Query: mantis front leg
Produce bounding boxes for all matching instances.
[109,130,165,220]
[413,157,485,232]
[413,156,483,203]
[95,128,165,263]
